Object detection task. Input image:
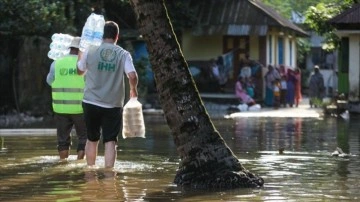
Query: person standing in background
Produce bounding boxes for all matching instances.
[209,58,223,92]
[235,76,256,106]
[308,65,325,108]
[264,65,280,107]
[273,79,281,109]
[216,56,228,92]
[294,68,302,107]
[286,69,296,107]
[46,36,87,160]
[77,21,139,168]
[280,75,287,107]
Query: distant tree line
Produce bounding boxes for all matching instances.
[0,0,196,114]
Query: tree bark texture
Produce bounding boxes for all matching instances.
[129,0,264,189]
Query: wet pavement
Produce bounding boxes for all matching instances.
[225,97,323,119]
[199,97,324,119]
[143,97,325,119]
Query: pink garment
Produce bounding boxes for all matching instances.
[235,81,254,104]
[294,73,302,103]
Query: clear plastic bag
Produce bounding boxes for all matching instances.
[122,97,146,139]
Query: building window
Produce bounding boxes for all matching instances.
[269,35,272,64]
[278,37,284,64]
[289,40,293,66]
[340,37,349,73]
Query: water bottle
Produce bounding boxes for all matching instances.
[48,33,73,60]
[79,14,95,52]
[79,13,105,52]
[93,15,105,46]
[51,34,73,47]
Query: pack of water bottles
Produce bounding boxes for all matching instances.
[79,13,105,52]
[47,33,74,60]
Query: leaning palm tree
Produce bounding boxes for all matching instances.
[129,0,264,189]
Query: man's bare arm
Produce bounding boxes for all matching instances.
[128,71,138,98]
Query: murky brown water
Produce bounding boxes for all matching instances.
[1,114,359,201]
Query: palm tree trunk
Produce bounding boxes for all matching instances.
[129,0,264,189]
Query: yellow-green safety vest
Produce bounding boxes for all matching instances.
[51,55,85,114]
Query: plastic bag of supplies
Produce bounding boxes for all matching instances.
[122,97,146,139]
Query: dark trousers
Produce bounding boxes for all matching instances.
[280,89,287,107]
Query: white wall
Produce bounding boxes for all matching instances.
[348,35,360,101]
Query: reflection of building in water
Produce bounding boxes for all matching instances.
[349,122,360,155]
[1,137,5,150]
[232,117,339,153]
[303,118,338,151]
[294,118,302,150]
[233,118,266,152]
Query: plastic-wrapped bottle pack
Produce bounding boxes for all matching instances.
[79,13,105,52]
[47,34,73,60]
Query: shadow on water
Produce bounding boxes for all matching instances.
[1,114,360,201]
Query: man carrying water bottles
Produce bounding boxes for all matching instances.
[77,21,139,168]
[46,36,87,160]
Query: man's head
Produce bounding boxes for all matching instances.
[103,21,119,41]
[314,65,320,73]
[267,64,274,71]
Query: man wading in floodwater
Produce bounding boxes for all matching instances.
[77,21,139,168]
[46,36,87,160]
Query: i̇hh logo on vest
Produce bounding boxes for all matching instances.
[60,68,77,76]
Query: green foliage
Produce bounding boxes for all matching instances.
[301,68,311,88]
[164,1,197,31]
[0,0,70,36]
[261,0,292,19]
[297,37,311,67]
[262,0,355,20]
[311,97,324,107]
[305,3,337,35]
[261,0,357,54]
[304,1,354,51]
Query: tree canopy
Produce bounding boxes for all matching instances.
[262,0,356,20]
[0,0,81,36]
[304,1,355,50]
[262,0,358,51]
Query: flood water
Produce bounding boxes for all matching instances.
[1,113,360,201]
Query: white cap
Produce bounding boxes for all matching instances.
[69,37,80,48]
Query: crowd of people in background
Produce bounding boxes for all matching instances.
[254,63,302,109]
[263,64,303,108]
[261,63,325,109]
[199,54,327,110]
